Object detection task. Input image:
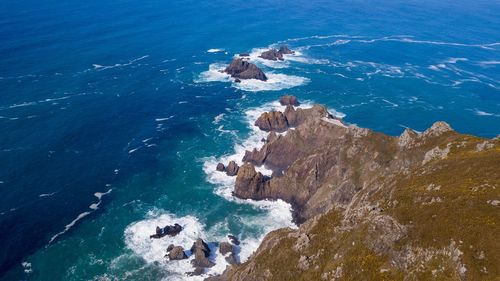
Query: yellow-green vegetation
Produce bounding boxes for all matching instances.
[224,136,499,281]
[388,137,500,280]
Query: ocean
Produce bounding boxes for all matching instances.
[0,0,499,280]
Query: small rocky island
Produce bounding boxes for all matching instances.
[224,58,267,82]
[259,45,295,61]
[208,96,500,280]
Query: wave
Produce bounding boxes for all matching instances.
[207,48,225,53]
[93,55,149,71]
[124,211,229,280]
[195,63,309,92]
[48,189,112,245]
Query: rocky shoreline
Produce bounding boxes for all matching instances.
[205,96,500,280]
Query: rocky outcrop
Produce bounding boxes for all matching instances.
[166,245,187,260]
[226,161,239,176]
[216,163,225,172]
[259,49,284,61]
[279,95,300,106]
[254,111,289,132]
[259,45,295,61]
[278,45,294,55]
[209,99,500,280]
[233,163,269,200]
[224,58,267,81]
[191,238,215,268]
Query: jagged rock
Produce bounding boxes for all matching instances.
[190,238,215,268]
[150,223,183,239]
[224,58,267,81]
[167,246,187,260]
[226,161,239,176]
[234,78,241,83]
[398,128,419,147]
[284,105,298,126]
[228,235,240,245]
[234,163,268,199]
[278,45,294,55]
[167,244,174,252]
[216,163,225,172]
[225,253,238,265]
[423,121,453,137]
[279,95,300,106]
[242,146,269,166]
[219,242,234,255]
[254,111,289,132]
[259,48,284,61]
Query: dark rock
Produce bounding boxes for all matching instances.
[226,161,239,176]
[284,105,299,126]
[219,242,234,255]
[190,238,215,268]
[254,111,289,132]
[224,58,267,81]
[278,45,295,55]
[234,78,241,83]
[168,246,187,260]
[228,234,240,245]
[242,146,268,166]
[279,95,300,106]
[167,244,174,252]
[149,223,183,239]
[234,163,268,199]
[259,48,284,61]
[216,163,225,172]
[225,253,239,265]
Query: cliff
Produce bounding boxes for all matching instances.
[208,98,500,281]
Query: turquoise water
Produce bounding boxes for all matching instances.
[1,0,499,280]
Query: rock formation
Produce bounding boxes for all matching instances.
[216,163,225,172]
[225,161,239,176]
[191,238,215,269]
[166,245,187,260]
[207,98,500,281]
[259,45,295,61]
[279,95,300,106]
[224,58,267,81]
[254,111,289,132]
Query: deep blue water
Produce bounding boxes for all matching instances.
[0,0,499,280]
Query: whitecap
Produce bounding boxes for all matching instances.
[207,48,225,53]
[196,64,309,92]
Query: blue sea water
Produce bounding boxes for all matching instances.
[0,0,499,279]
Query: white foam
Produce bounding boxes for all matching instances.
[196,64,309,92]
[124,211,228,280]
[207,48,225,53]
[39,192,56,198]
[93,55,149,71]
[234,73,310,92]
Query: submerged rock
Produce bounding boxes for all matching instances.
[226,161,239,176]
[224,58,267,81]
[279,95,300,106]
[228,234,240,245]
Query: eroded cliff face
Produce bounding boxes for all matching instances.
[208,99,500,281]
